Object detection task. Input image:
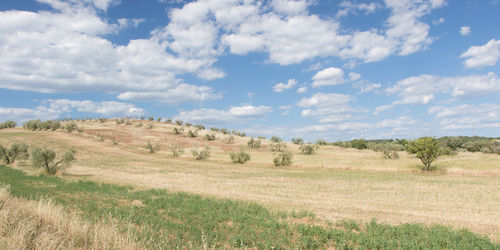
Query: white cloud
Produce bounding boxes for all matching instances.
[273,79,298,92]
[0,99,144,122]
[311,67,345,87]
[385,72,500,106]
[336,1,381,18]
[460,39,500,68]
[174,105,273,125]
[359,83,382,93]
[373,104,393,115]
[271,0,310,15]
[432,17,444,25]
[377,116,416,128]
[298,92,355,123]
[297,86,308,94]
[459,26,471,36]
[349,72,362,81]
[117,84,221,104]
[429,103,500,130]
[340,30,396,62]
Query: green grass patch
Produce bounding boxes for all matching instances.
[0,165,497,249]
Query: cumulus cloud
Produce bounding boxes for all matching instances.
[0,1,222,103]
[460,39,500,69]
[459,26,471,36]
[336,1,381,18]
[174,105,273,125]
[273,79,298,92]
[429,103,500,130]
[0,99,144,122]
[311,67,345,87]
[297,86,308,94]
[298,92,355,123]
[349,72,362,81]
[385,72,500,107]
[117,84,221,104]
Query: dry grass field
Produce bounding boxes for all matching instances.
[1,119,499,242]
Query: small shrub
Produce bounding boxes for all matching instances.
[299,144,319,155]
[210,128,220,132]
[148,116,154,121]
[316,139,327,145]
[205,133,216,141]
[273,151,292,166]
[65,122,78,132]
[173,127,184,134]
[157,117,162,122]
[191,146,210,160]
[135,122,143,127]
[0,121,17,129]
[373,142,402,159]
[187,129,198,137]
[185,122,192,127]
[116,118,125,124]
[351,139,368,149]
[111,136,120,145]
[146,141,160,153]
[229,150,250,164]
[220,128,229,134]
[175,120,183,126]
[169,144,184,157]
[257,136,266,140]
[224,135,235,144]
[270,141,287,152]
[195,125,205,130]
[270,136,282,143]
[480,147,493,154]
[0,143,29,165]
[125,120,132,125]
[146,123,153,129]
[31,147,76,175]
[96,134,105,142]
[406,137,442,171]
[165,118,172,124]
[291,138,304,145]
[247,138,261,148]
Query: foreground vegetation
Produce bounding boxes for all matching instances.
[0,165,498,249]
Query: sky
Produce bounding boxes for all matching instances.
[0,0,499,141]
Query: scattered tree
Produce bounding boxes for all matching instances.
[146,123,153,129]
[205,133,216,141]
[187,129,198,137]
[224,135,235,144]
[112,136,120,145]
[372,142,401,159]
[0,121,16,129]
[351,139,368,150]
[229,149,251,164]
[270,141,287,152]
[273,151,293,167]
[65,122,78,132]
[146,141,160,153]
[406,137,442,171]
[175,120,183,126]
[316,139,327,145]
[169,144,184,157]
[270,136,282,143]
[31,147,76,175]
[191,146,210,160]
[247,138,261,148]
[173,127,184,134]
[299,144,319,155]
[291,138,304,145]
[0,143,29,165]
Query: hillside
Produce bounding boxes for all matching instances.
[1,119,500,247]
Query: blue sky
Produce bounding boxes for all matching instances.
[0,0,499,141]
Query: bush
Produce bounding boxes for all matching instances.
[187,129,198,137]
[224,135,235,144]
[125,120,132,125]
[270,141,287,152]
[185,122,192,127]
[273,151,293,166]
[210,128,220,132]
[351,139,368,149]
[0,121,16,129]
[205,133,216,141]
[65,122,78,132]
[169,144,184,157]
[195,125,205,130]
[270,136,282,143]
[165,118,172,124]
[31,147,76,175]
[116,118,125,124]
[175,120,183,126]
[229,150,250,164]
[0,143,29,165]
[135,122,143,127]
[23,120,61,131]
[247,138,261,148]
[173,127,184,134]
[316,139,327,145]
[299,144,319,155]
[463,140,490,152]
[191,146,210,160]
[146,141,160,153]
[146,123,153,129]
[157,117,162,122]
[111,136,120,145]
[372,142,402,159]
[148,116,154,121]
[406,137,442,171]
[220,128,229,134]
[291,138,304,145]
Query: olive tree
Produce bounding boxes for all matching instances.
[31,147,76,175]
[406,137,442,171]
[0,143,29,165]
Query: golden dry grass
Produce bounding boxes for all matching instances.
[0,186,142,250]
[1,120,500,241]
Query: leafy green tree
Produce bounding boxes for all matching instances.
[406,137,442,171]
[31,147,76,175]
[351,139,368,149]
[0,143,29,165]
[372,142,402,159]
